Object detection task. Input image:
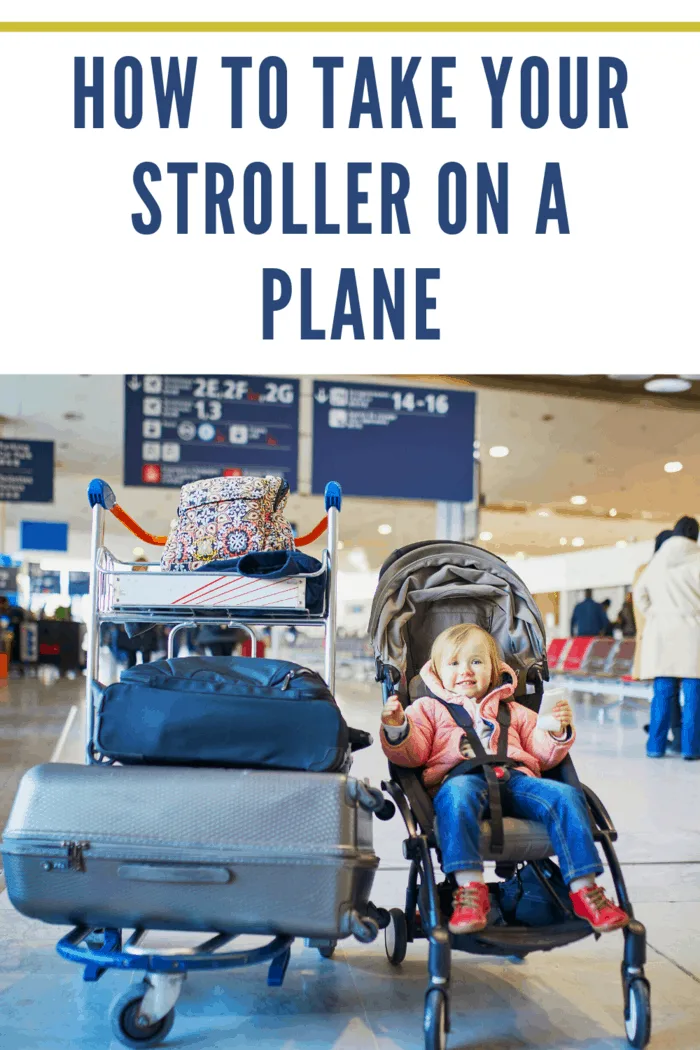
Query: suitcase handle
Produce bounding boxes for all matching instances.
[117,864,232,884]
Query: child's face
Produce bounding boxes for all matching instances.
[438,634,493,699]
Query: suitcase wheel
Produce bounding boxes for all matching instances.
[110,982,176,1048]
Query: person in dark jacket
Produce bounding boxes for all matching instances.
[570,590,608,637]
[600,599,615,637]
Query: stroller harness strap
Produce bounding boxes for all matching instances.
[434,699,513,855]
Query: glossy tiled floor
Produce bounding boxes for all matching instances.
[0,675,699,1049]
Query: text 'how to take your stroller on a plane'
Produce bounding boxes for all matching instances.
[1,478,396,1050]
[369,540,651,1050]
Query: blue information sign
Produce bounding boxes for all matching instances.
[68,571,91,597]
[0,439,54,503]
[20,521,69,552]
[124,375,300,490]
[312,381,476,502]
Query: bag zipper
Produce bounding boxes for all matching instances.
[178,478,289,515]
[272,478,290,511]
[278,668,319,691]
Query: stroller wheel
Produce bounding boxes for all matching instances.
[625,977,651,1048]
[385,908,408,966]
[317,941,337,959]
[424,988,448,1050]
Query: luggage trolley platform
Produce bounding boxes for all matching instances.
[45,476,393,1049]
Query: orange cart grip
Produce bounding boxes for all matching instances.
[110,505,327,550]
[294,516,328,547]
[110,505,168,547]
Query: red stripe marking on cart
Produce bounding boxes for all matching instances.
[199,580,298,606]
[174,575,277,604]
[171,576,229,604]
[174,576,289,606]
[209,589,300,608]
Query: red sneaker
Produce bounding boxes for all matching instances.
[569,884,629,932]
[448,882,490,935]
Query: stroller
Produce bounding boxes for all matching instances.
[369,541,651,1050]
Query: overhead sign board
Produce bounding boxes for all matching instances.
[0,439,54,503]
[124,375,300,490]
[311,381,476,502]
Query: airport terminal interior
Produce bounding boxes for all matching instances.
[1,373,699,1049]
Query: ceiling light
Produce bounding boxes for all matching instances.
[644,377,691,393]
[537,509,550,518]
[337,541,344,550]
[377,524,393,535]
[609,508,617,517]
[132,547,145,558]
[664,461,683,473]
[479,531,493,541]
[607,375,653,381]
[559,537,568,546]
[616,540,628,548]
[570,495,587,506]
[515,551,526,559]
[571,537,585,547]
[488,445,510,458]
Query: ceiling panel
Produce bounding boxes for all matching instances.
[1,374,697,566]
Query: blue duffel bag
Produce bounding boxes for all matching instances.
[496,861,572,927]
[94,656,351,773]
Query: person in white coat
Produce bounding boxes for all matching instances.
[633,516,700,760]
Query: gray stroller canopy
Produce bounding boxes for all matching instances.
[368,541,548,699]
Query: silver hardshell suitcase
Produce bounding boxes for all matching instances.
[1,763,379,939]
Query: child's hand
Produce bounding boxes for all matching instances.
[381,696,406,727]
[552,699,573,733]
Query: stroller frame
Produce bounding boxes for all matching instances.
[378,670,651,1050]
[53,477,392,1050]
[368,538,651,1050]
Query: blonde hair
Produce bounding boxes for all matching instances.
[430,624,503,691]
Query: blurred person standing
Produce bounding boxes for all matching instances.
[0,594,25,665]
[634,517,700,761]
[632,530,681,751]
[570,589,608,637]
[616,593,637,638]
[632,530,672,680]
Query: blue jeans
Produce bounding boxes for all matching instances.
[648,677,700,758]
[432,770,603,886]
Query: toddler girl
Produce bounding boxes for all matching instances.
[381,624,629,935]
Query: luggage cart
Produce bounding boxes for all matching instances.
[55,477,392,1049]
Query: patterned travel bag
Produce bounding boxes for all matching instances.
[161,475,295,571]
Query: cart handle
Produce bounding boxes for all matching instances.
[86,478,340,549]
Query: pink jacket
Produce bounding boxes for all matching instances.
[380,661,574,794]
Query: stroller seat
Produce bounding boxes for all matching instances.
[478,817,553,862]
[389,763,555,863]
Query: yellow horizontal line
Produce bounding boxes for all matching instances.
[0,22,700,33]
